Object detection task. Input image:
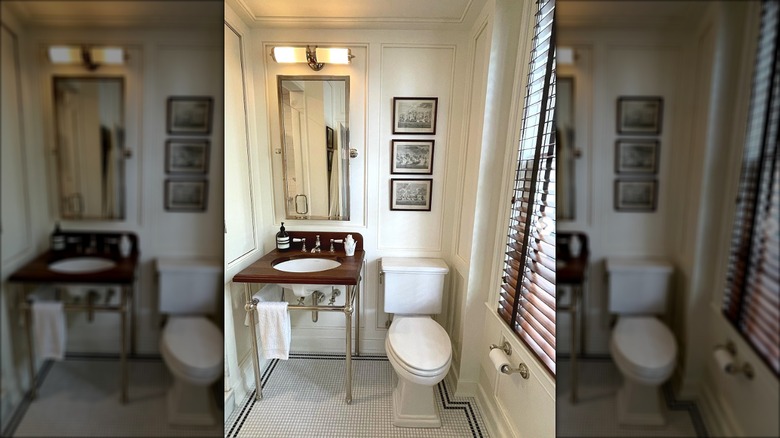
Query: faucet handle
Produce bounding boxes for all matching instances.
[292,237,307,252]
[329,238,344,252]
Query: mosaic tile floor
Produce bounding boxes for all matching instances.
[7,355,222,437]
[225,353,488,438]
[557,357,707,437]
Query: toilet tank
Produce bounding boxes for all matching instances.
[381,257,448,314]
[607,258,673,314]
[157,258,221,315]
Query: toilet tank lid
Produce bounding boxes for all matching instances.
[606,258,673,273]
[156,258,222,274]
[381,257,449,273]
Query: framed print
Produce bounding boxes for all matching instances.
[391,140,435,175]
[392,97,438,134]
[390,178,432,211]
[615,139,659,174]
[165,180,208,212]
[617,96,663,135]
[167,96,213,135]
[614,179,657,212]
[165,140,210,174]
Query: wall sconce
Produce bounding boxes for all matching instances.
[48,45,125,71]
[271,46,353,71]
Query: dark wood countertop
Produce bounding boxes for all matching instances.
[232,231,365,286]
[8,232,140,285]
[8,250,139,285]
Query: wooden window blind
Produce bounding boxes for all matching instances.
[722,0,779,376]
[498,0,556,375]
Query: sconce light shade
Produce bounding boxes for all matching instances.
[314,48,352,65]
[90,47,124,65]
[271,46,353,71]
[48,46,81,64]
[272,47,308,64]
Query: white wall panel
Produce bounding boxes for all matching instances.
[378,45,455,251]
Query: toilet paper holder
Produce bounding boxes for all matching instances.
[715,341,755,380]
[489,342,530,379]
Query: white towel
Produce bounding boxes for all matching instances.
[32,301,66,361]
[252,301,291,360]
[244,284,282,326]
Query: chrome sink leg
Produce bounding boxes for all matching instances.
[245,284,263,400]
[25,293,37,400]
[345,284,353,404]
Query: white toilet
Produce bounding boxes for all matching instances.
[156,258,223,426]
[381,257,451,428]
[607,258,677,426]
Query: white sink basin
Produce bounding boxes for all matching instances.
[273,258,341,273]
[282,284,333,298]
[49,257,117,274]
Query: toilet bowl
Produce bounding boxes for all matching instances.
[160,316,222,426]
[610,317,676,386]
[385,316,452,428]
[156,258,222,426]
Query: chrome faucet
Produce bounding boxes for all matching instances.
[293,237,307,252]
[329,238,344,252]
[311,235,321,253]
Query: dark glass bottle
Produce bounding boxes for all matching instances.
[276,222,290,251]
[50,222,65,251]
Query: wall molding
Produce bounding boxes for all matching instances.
[476,378,515,438]
[698,379,741,437]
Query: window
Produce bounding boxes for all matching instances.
[722,0,779,376]
[497,0,556,375]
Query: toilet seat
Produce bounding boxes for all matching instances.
[387,316,451,375]
[161,316,222,383]
[611,316,676,383]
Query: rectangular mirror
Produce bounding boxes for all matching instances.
[53,76,125,220]
[278,75,350,220]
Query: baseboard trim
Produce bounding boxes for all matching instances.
[476,378,515,438]
[698,380,741,437]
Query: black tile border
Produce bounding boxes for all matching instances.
[226,353,486,438]
[662,383,708,438]
[437,378,484,438]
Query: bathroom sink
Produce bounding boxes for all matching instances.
[49,257,117,274]
[282,284,334,298]
[273,257,341,273]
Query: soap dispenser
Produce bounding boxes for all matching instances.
[50,222,65,251]
[276,222,290,251]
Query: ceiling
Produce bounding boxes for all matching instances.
[557,1,707,29]
[3,1,223,28]
[4,0,705,31]
[228,0,487,29]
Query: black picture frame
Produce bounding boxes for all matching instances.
[391,140,435,175]
[614,179,657,212]
[167,96,213,135]
[615,139,659,174]
[617,96,663,135]
[165,179,208,212]
[165,139,210,174]
[392,97,438,135]
[390,178,433,211]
